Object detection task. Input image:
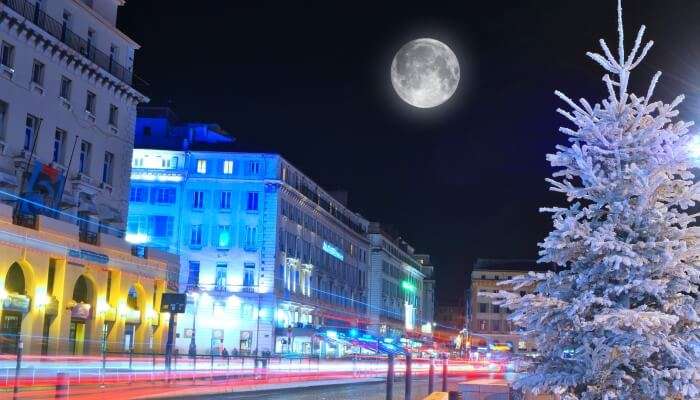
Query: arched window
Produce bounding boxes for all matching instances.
[5,263,25,295]
[73,275,89,303]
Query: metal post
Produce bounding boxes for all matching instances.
[128,347,133,372]
[385,353,394,400]
[165,313,176,374]
[101,326,107,385]
[441,354,448,392]
[151,325,156,374]
[55,372,70,399]
[404,353,412,400]
[428,357,435,394]
[12,339,22,400]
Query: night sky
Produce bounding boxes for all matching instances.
[117,1,700,303]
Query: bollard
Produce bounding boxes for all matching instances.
[448,391,459,400]
[55,372,70,399]
[428,357,435,394]
[386,353,394,400]
[441,354,448,392]
[12,339,22,400]
[404,353,412,400]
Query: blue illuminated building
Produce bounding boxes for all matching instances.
[128,107,371,356]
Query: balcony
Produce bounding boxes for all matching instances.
[0,0,133,86]
[79,229,99,245]
[12,212,37,229]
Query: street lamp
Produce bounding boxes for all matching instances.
[187,287,202,357]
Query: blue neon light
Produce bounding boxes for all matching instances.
[322,241,344,261]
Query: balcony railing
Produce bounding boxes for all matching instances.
[12,212,37,229]
[79,229,99,245]
[1,0,133,86]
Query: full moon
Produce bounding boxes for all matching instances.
[391,38,460,108]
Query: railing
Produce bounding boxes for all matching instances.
[0,0,134,86]
[79,229,99,245]
[12,212,36,229]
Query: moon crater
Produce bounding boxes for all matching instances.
[391,38,460,108]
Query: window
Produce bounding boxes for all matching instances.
[190,225,202,246]
[108,104,119,127]
[247,161,260,175]
[241,303,254,319]
[102,151,114,184]
[494,275,500,280]
[143,126,152,136]
[187,261,200,288]
[215,263,227,290]
[217,225,231,248]
[223,160,234,174]
[79,140,91,173]
[150,215,173,237]
[220,191,231,209]
[47,259,57,296]
[479,320,487,331]
[192,191,204,209]
[85,91,96,114]
[478,303,488,313]
[244,226,257,250]
[492,304,500,313]
[109,44,119,63]
[152,187,176,203]
[86,28,96,57]
[0,101,6,137]
[60,77,72,100]
[24,114,39,151]
[31,60,44,86]
[127,215,148,235]
[246,192,259,211]
[0,42,14,69]
[196,159,207,174]
[129,186,147,202]
[52,129,65,164]
[243,263,255,287]
[492,320,501,332]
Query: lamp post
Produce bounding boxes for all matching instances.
[187,288,202,356]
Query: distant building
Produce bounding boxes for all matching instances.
[367,223,425,340]
[415,254,436,335]
[0,0,177,357]
[128,109,371,356]
[468,259,553,354]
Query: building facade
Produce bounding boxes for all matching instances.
[415,253,435,335]
[0,0,178,356]
[468,259,549,355]
[367,223,425,341]
[128,110,371,356]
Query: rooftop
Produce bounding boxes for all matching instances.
[473,258,555,272]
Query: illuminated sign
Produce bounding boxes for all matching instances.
[68,249,109,265]
[322,242,344,261]
[401,280,416,292]
[130,172,183,182]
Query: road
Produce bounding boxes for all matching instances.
[189,377,467,400]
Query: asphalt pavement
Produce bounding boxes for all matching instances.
[188,377,465,400]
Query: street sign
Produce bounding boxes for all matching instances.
[160,293,187,313]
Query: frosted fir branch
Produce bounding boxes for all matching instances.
[628,40,654,70]
[625,24,646,68]
[617,0,624,64]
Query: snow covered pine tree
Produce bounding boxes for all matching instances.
[493,1,700,399]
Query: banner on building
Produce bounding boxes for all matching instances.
[19,162,65,216]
